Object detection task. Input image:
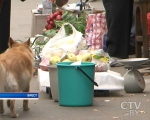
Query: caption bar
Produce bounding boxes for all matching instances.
[0,92,39,100]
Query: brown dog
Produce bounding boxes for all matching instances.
[0,37,34,118]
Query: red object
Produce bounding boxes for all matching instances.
[46,16,51,24]
[85,13,107,50]
[47,24,53,29]
[49,20,55,26]
[55,15,62,20]
[53,11,60,19]
[39,65,49,71]
[58,9,63,15]
[141,13,150,35]
[49,13,55,20]
[45,24,49,30]
[147,13,150,35]
[50,0,54,2]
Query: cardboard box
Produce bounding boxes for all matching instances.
[31,9,49,37]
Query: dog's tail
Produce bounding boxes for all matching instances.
[7,100,10,108]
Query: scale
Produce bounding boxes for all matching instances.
[118,58,149,93]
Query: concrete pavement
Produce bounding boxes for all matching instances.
[1,0,150,120]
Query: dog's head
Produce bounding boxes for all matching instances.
[8,37,34,58]
[8,37,30,48]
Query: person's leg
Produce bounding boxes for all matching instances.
[0,0,11,53]
[102,0,133,59]
[130,7,135,55]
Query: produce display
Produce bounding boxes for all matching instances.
[43,48,110,72]
[45,9,63,30]
[49,55,61,65]
[49,52,93,65]
[43,9,86,38]
[39,8,110,72]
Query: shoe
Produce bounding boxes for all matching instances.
[109,57,124,67]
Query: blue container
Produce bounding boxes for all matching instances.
[56,62,95,106]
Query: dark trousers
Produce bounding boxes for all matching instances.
[102,0,134,58]
[0,0,11,53]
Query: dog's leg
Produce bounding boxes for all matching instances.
[0,100,4,114]
[23,85,30,110]
[9,100,19,118]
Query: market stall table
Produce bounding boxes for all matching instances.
[38,69,124,99]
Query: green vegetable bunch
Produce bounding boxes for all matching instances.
[43,10,87,38]
[55,10,86,36]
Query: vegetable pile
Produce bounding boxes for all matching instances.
[43,9,87,38]
[45,9,63,30]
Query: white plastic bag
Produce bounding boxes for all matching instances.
[91,49,110,72]
[42,23,83,57]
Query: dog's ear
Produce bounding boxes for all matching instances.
[8,37,18,48]
[24,38,31,46]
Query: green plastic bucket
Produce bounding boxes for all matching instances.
[56,62,96,106]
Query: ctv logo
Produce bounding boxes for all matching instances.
[121,102,141,115]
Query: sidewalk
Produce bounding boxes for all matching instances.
[2,0,150,120]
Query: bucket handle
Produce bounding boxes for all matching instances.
[76,66,98,86]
